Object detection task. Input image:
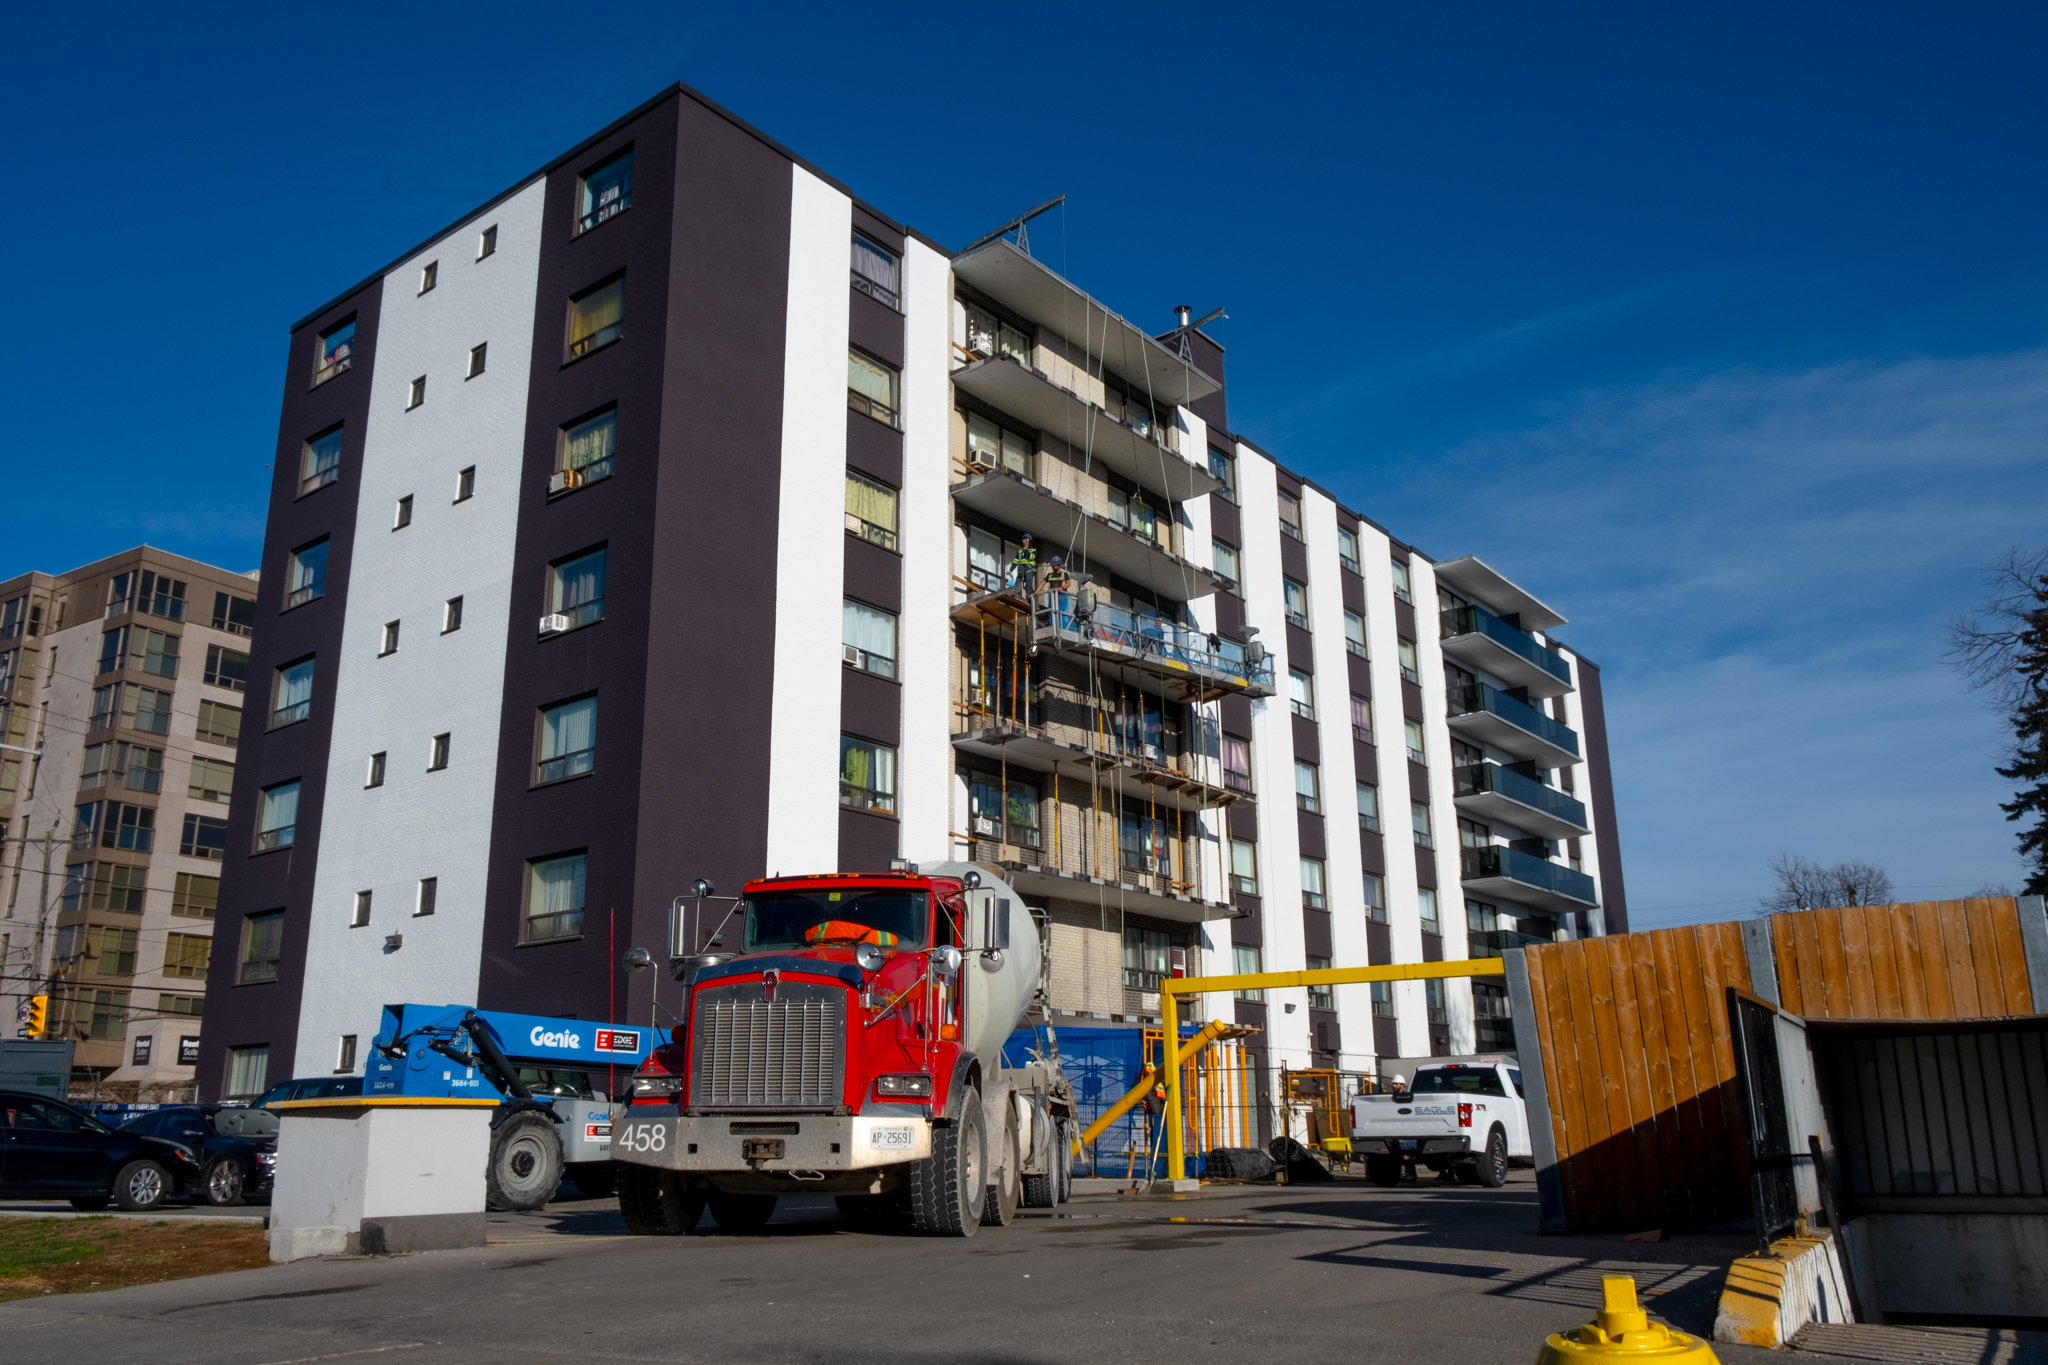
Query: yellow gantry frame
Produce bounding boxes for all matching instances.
[1157,959,1508,1182]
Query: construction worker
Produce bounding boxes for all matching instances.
[1041,555,1072,612]
[1007,534,1036,588]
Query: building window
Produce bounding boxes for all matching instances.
[1301,857,1327,911]
[577,150,632,232]
[1211,542,1241,592]
[1230,838,1258,896]
[559,407,616,486]
[1278,489,1303,541]
[525,853,587,942]
[394,495,413,529]
[406,375,427,410]
[352,890,372,928]
[285,538,329,609]
[842,600,897,679]
[840,736,896,815]
[967,771,1041,849]
[272,657,315,728]
[1350,693,1372,745]
[1397,637,1418,685]
[380,621,400,656]
[1306,956,1334,1010]
[1418,887,1441,937]
[180,812,228,859]
[172,873,218,919]
[1344,611,1368,659]
[443,596,463,633]
[848,349,899,427]
[467,342,487,378]
[1232,944,1264,1001]
[851,232,900,308]
[1357,782,1381,833]
[1411,800,1434,850]
[205,644,249,692]
[1222,736,1252,794]
[69,863,147,914]
[301,427,344,498]
[366,751,386,787]
[845,471,898,551]
[548,547,607,629]
[160,993,204,1020]
[337,1034,359,1074]
[188,756,234,803]
[1371,980,1395,1018]
[428,733,451,771]
[1338,526,1362,575]
[226,1043,269,1097]
[1390,559,1412,604]
[256,781,300,852]
[107,570,187,621]
[419,261,437,294]
[1208,447,1235,502]
[99,625,179,678]
[239,912,284,984]
[1425,977,1447,1023]
[567,276,625,359]
[313,319,355,387]
[1294,759,1322,815]
[1288,668,1316,721]
[456,466,476,502]
[536,695,596,784]
[211,591,256,637]
[416,877,437,917]
[478,225,497,259]
[1122,926,1172,991]
[87,990,129,1038]
[1400,719,1427,769]
[74,801,154,854]
[963,409,1032,476]
[1363,872,1387,924]
[1283,579,1310,630]
[962,303,1032,365]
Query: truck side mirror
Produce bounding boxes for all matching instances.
[985,897,1011,951]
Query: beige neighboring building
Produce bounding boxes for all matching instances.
[0,548,258,1096]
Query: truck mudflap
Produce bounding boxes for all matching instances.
[612,1112,933,1173]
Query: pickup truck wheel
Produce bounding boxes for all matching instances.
[982,1105,1020,1226]
[909,1085,986,1236]
[487,1111,565,1211]
[1366,1156,1401,1188]
[617,1164,703,1235]
[707,1191,778,1233]
[1475,1126,1509,1188]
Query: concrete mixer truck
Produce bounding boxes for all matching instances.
[610,862,1074,1236]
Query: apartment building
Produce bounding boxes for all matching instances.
[1,549,258,1094]
[201,83,1627,1107]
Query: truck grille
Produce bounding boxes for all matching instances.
[693,997,846,1108]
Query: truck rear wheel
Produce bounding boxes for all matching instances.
[981,1104,1020,1226]
[1055,1118,1073,1204]
[909,1084,986,1236]
[487,1111,564,1211]
[617,1164,704,1235]
[1475,1126,1508,1187]
[707,1191,778,1234]
[1367,1155,1401,1188]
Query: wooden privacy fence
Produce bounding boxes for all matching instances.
[1506,896,2048,1233]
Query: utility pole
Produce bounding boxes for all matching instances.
[2,820,66,1039]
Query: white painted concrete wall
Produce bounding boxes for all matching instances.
[897,239,954,863]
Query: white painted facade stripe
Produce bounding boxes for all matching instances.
[896,239,954,863]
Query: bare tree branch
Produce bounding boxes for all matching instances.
[1757,853,1897,914]
[1943,544,2048,711]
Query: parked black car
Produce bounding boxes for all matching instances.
[120,1105,278,1206]
[0,1088,202,1211]
[252,1076,363,1108]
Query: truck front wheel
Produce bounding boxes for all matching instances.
[1475,1126,1509,1188]
[487,1111,565,1211]
[1366,1155,1401,1188]
[909,1085,986,1236]
[617,1164,704,1235]
[707,1191,778,1234]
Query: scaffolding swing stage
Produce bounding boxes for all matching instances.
[1150,959,1509,1187]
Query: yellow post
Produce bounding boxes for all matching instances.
[1161,983,1182,1183]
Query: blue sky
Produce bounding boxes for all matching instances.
[5,2,2044,924]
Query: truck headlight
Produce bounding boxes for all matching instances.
[632,1075,683,1097]
[875,1073,932,1097]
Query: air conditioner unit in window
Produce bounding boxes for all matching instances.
[842,644,864,667]
[965,448,997,473]
[969,338,994,358]
[538,613,570,635]
[973,815,998,836]
[548,468,584,495]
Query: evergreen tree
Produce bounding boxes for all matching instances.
[1993,573,2048,894]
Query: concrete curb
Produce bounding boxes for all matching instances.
[0,1210,270,1225]
[1713,1230,1854,1348]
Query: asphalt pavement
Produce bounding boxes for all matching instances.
[0,1173,1829,1364]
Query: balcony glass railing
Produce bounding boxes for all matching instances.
[1441,606,1572,686]
[1460,846,1596,905]
[1032,591,1275,694]
[1454,763,1588,828]
[1446,683,1580,759]
[1467,928,1555,959]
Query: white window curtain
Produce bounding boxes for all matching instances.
[276,661,314,712]
[542,696,597,761]
[850,235,898,294]
[530,855,587,919]
[842,601,896,666]
[259,782,299,835]
[554,552,605,612]
[565,412,615,471]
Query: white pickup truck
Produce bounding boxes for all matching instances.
[1349,1057,1531,1188]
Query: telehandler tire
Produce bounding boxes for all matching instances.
[487,1110,565,1211]
[909,1084,986,1236]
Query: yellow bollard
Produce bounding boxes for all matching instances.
[1534,1276,1718,1364]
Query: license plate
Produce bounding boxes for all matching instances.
[586,1123,612,1138]
[1398,1140,1418,1151]
[870,1126,914,1150]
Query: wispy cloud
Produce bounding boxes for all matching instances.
[1343,348,2048,925]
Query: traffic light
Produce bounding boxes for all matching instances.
[24,995,47,1037]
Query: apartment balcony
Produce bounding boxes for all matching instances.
[951,469,1224,600]
[961,835,1236,926]
[1453,762,1590,840]
[950,717,1247,816]
[1445,683,1580,770]
[1440,605,1573,698]
[1431,556,1567,632]
[1460,845,1597,914]
[1467,928,1557,959]
[952,587,1275,701]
